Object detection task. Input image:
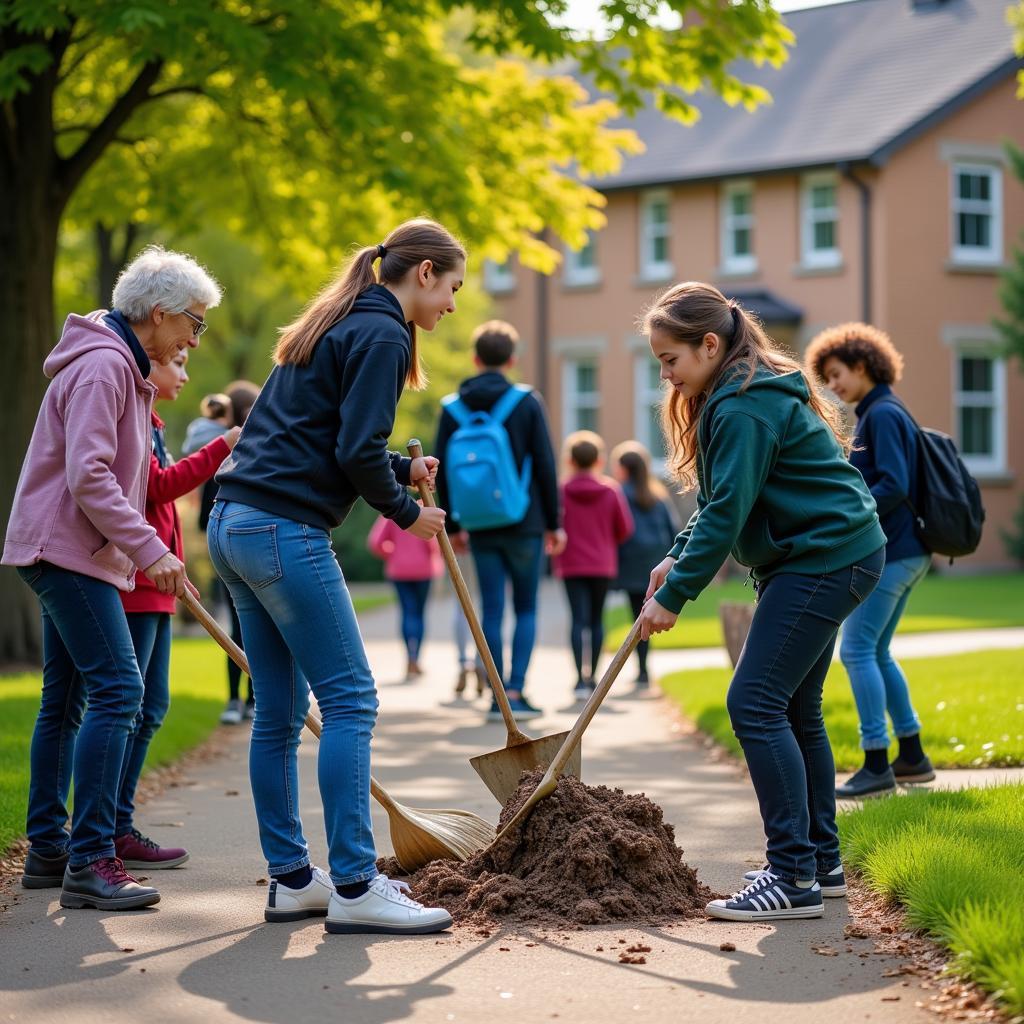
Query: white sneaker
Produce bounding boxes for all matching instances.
[264,866,335,922]
[325,874,452,935]
[220,699,244,725]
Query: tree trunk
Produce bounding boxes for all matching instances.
[0,59,64,667]
[95,221,139,309]
[719,601,756,669]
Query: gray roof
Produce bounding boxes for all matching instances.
[593,0,1020,191]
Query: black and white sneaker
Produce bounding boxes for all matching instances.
[836,766,897,799]
[742,863,847,898]
[706,874,823,921]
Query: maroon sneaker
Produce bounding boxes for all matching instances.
[114,829,189,869]
[60,858,160,910]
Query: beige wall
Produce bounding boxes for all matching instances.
[495,74,1023,567]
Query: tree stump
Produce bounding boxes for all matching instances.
[719,601,756,668]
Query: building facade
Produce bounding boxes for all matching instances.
[487,0,1024,568]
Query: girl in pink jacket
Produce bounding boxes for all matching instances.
[368,508,443,681]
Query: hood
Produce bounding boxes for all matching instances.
[457,371,513,412]
[564,473,616,503]
[350,284,411,336]
[43,312,145,385]
[705,366,808,415]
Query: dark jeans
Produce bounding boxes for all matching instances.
[470,533,544,694]
[220,578,252,705]
[563,576,611,682]
[627,591,650,675]
[116,612,172,836]
[393,579,431,662]
[726,547,884,882]
[17,562,144,868]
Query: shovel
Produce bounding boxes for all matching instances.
[493,618,642,841]
[180,589,495,871]
[407,439,581,806]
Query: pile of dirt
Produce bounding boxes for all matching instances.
[386,769,712,927]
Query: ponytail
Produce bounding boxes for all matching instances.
[274,218,465,391]
[611,440,666,510]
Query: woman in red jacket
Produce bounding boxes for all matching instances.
[114,349,240,869]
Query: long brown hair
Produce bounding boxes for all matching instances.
[644,281,849,490]
[611,440,667,510]
[274,218,465,390]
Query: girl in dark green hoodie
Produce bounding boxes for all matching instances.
[636,282,886,923]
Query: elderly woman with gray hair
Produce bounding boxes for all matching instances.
[2,246,221,911]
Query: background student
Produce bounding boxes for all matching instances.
[554,431,633,700]
[806,322,935,798]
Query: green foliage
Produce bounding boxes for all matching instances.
[1010,0,1024,98]
[605,572,1024,650]
[659,646,1024,770]
[994,142,1024,363]
[839,784,1024,1014]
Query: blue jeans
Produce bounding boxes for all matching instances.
[393,579,431,661]
[207,501,379,885]
[116,612,172,835]
[726,547,884,882]
[17,562,144,868]
[839,553,929,751]
[470,534,544,694]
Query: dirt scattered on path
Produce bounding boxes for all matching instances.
[386,769,712,928]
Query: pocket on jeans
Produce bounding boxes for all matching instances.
[225,524,283,589]
[17,563,45,587]
[849,564,882,603]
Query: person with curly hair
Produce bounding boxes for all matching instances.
[805,322,935,799]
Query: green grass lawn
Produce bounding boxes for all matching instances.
[659,647,1024,771]
[605,572,1024,651]
[839,784,1024,1015]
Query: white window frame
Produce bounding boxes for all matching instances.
[950,162,1002,266]
[720,179,757,275]
[633,353,667,471]
[483,257,515,295]
[564,230,601,287]
[638,188,674,282]
[953,345,1006,476]
[800,171,841,269]
[562,356,600,438]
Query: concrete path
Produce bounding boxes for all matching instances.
[2,583,1020,1024]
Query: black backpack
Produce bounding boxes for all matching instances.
[871,396,985,560]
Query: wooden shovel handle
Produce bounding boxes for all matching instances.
[407,439,530,745]
[179,589,394,807]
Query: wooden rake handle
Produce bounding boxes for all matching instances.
[179,589,392,807]
[407,439,530,746]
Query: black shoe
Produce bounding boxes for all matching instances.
[891,754,935,783]
[635,671,650,689]
[22,848,69,889]
[836,765,897,799]
[60,857,160,910]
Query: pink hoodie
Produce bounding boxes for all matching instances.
[554,473,634,579]
[367,515,443,582]
[2,313,168,589]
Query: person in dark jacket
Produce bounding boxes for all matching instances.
[209,218,458,935]
[434,320,565,722]
[555,431,633,699]
[637,282,886,923]
[611,440,680,689]
[806,323,935,798]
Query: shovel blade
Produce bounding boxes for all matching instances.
[470,731,582,806]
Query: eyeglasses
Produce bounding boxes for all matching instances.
[180,309,208,337]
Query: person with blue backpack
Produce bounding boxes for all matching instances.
[434,320,565,721]
[806,323,939,798]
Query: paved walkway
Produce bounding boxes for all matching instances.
[1,584,1020,1024]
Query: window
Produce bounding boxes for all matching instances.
[721,180,756,274]
[483,257,515,294]
[562,358,600,436]
[800,172,840,268]
[564,230,601,287]
[954,349,1006,475]
[639,189,673,281]
[634,354,667,465]
[951,163,1002,265]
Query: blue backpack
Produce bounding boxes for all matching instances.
[441,384,533,531]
